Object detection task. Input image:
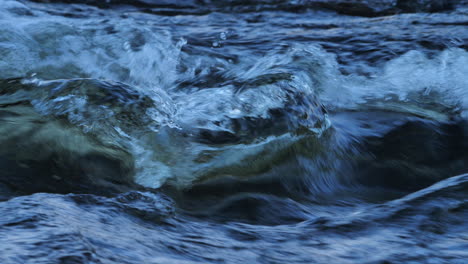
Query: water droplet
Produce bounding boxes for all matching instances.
[124,41,131,51]
[220,32,227,40]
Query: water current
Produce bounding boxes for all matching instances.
[0,0,467,263]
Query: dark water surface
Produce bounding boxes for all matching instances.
[1,0,467,263]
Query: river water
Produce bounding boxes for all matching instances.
[0,0,467,263]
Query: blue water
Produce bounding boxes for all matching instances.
[0,0,467,263]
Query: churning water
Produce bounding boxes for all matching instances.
[0,0,467,263]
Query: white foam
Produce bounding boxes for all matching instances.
[320,48,468,119]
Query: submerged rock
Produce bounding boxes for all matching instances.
[0,104,137,197]
[0,78,157,196]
